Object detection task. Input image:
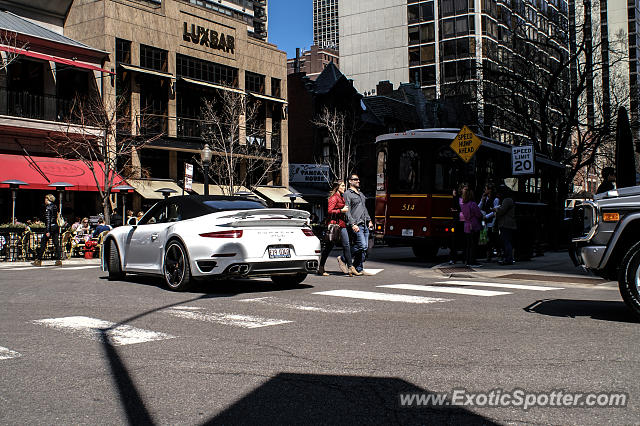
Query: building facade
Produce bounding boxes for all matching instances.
[64,0,288,208]
[314,0,339,50]
[287,45,339,80]
[0,1,113,221]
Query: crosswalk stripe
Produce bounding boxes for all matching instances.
[363,269,384,275]
[238,296,369,313]
[379,284,510,297]
[0,346,21,360]
[61,266,100,271]
[166,306,293,328]
[434,280,564,291]
[314,289,450,304]
[32,316,175,346]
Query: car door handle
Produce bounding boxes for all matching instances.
[151,233,158,241]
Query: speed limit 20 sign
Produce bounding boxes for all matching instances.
[512,146,535,175]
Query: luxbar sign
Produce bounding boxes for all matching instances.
[183,22,235,54]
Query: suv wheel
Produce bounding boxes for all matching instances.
[618,241,640,320]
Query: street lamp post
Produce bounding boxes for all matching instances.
[1,179,28,225]
[155,187,177,200]
[113,184,135,226]
[200,144,212,196]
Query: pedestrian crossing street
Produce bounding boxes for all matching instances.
[1,279,564,359]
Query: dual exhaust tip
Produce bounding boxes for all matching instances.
[305,260,319,271]
[227,264,250,275]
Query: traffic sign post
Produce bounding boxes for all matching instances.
[450,125,482,163]
[512,146,535,175]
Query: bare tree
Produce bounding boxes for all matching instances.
[311,106,359,183]
[199,90,281,195]
[0,30,28,72]
[479,16,631,197]
[48,93,162,224]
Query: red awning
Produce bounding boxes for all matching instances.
[0,46,114,74]
[0,154,126,191]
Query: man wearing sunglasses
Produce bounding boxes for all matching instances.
[344,174,373,275]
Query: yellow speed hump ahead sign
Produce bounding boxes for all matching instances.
[450,125,482,163]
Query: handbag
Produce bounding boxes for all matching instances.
[478,227,488,246]
[326,223,342,243]
[56,212,65,227]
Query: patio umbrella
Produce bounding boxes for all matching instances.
[615,106,636,188]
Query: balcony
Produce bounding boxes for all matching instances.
[1,89,84,124]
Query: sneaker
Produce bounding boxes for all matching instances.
[349,266,363,276]
[31,260,41,267]
[337,256,348,274]
[448,260,455,265]
[55,260,63,267]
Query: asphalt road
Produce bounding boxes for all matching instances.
[0,247,638,425]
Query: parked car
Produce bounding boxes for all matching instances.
[569,186,640,319]
[102,195,320,291]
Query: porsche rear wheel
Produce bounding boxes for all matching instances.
[271,273,308,287]
[107,239,124,281]
[164,240,193,291]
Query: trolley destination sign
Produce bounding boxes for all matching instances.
[450,126,482,163]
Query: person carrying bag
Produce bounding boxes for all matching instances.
[318,181,355,276]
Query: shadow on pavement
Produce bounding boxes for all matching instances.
[96,300,498,425]
[100,274,313,297]
[524,299,639,323]
[208,373,499,425]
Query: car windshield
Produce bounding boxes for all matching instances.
[202,200,266,211]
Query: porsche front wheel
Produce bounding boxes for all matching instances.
[164,241,193,291]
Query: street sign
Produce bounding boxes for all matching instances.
[184,163,193,191]
[512,146,535,175]
[450,126,482,163]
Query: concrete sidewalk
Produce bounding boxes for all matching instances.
[430,250,613,285]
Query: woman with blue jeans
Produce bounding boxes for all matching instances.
[318,181,355,276]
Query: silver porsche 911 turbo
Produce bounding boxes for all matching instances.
[101,195,321,291]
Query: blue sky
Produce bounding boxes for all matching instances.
[268,1,313,58]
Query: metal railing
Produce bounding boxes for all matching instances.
[2,89,89,124]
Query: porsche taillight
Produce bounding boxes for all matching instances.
[199,230,243,238]
[302,228,314,236]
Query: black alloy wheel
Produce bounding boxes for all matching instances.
[618,241,640,320]
[163,240,193,291]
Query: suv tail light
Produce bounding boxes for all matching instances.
[302,228,314,236]
[200,230,243,238]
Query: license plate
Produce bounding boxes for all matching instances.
[268,247,291,258]
[402,229,414,237]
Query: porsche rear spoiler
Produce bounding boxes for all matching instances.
[219,209,310,220]
[219,208,310,227]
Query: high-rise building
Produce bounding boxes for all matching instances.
[314,0,339,50]
[339,0,571,140]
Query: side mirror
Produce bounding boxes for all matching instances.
[127,217,138,226]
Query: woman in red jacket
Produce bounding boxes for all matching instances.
[318,181,354,276]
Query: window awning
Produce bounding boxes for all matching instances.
[127,179,183,200]
[289,184,330,199]
[0,154,126,191]
[181,77,245,95]
[120,63,174,79]
[253,186,308,204]
[249,92,288,104]
[0,45,114,74]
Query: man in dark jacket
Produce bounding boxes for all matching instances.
[343,173,373,275]
[494,186,517,265]
[596,167,616,194]
[32,194,62,266]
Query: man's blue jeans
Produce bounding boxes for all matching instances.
[351,225,369,272]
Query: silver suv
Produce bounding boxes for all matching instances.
[570,186,640,319]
